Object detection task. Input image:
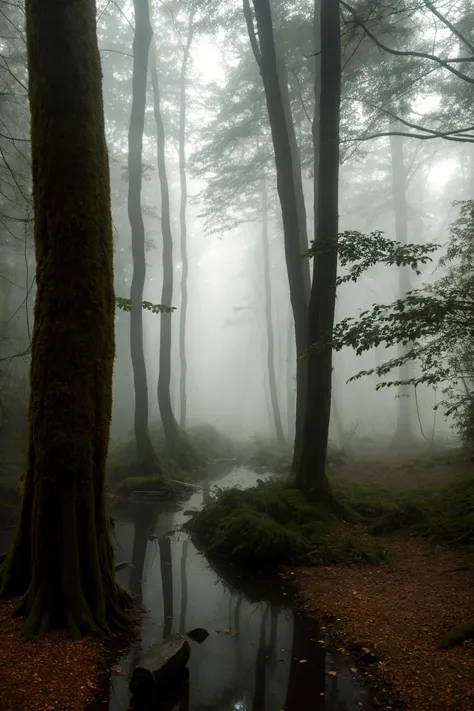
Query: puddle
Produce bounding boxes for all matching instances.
[92,467,386,710]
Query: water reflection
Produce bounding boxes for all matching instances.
[102,468,383,711]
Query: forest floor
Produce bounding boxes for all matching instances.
[0,598,105,711]
[293,447,474,711]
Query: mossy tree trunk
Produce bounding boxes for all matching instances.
[244,0,309,471]
[128,0,156,471]
[0,0,130,637]
[297,0,341,497]
[178,14,196,431]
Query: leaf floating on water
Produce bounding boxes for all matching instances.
[327,670,337,677]
[357,702,364,707]
[216,628,235,636]
[110,664,125,675]
[298,658,308,664]
[318,639,325,644]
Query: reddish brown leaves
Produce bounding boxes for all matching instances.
[0,599,104,711]
[295,538,474,711]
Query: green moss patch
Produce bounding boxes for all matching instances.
[185,479,390,568]
[437,619,474,648]
[337,470,474,546]
[107,424,207,483]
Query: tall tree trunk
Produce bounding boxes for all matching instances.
[128,0,156,469]
[178,15,195,430]
[261,178,285,444]
[389,118,413,445]
[244,0,309,470]
[0,0,130,636]
[285,303,295,442]
[274,44,311,302]
[297,0,341,496]
[312,0,321,227]
[150,45,181,462]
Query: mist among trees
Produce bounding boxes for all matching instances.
[1,0,474,709]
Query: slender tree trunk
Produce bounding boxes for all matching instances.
[178,15,195,430]
[297,0,341,496]
[261,178,285,444]
[128,0,156,469]
[244,0,309,470]
[274,43,311,302]
[286,303,295,443]
[312,0,321,227]
[389,118,413,445]
[150,45,181,462]
[0,0,130,636]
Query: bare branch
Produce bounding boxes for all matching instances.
[341,0,474,86]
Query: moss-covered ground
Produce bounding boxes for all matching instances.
[185,477,390,567]
[186,446,474,648]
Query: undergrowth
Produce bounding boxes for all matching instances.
[338,471,474,546]
[185,478,390,568]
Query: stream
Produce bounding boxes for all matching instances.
[91,467,386,711]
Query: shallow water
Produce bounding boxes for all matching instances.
[97,467,385,711]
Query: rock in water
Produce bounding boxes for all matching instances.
[129,634,191,694]
[185,627,209,644]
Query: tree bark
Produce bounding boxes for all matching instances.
[285,303,295,442]
[178,15,195,431]
[150,45,181,462]
[389,117,414,445]
[0,0,130,636]
[312,0,322,224]
[261,178,285,444]
[273,42,311,302]
[297,0,341,496]
[128,0,156,470]
[245,0,309,470]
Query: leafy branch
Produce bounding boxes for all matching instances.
[115,297,175,314]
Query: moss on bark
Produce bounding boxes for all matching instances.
[0,0,131,637]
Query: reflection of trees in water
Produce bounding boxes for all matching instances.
[326,670,348,711]
[129,504,159,604]
[179,538,189,634]
[233,594,243,635]
[285,612,327,711]
[267,605,278,673]
[158,535,173,639]
[128,505,161,680]
[252,604,270,711]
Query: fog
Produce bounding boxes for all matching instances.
[0,0,468,478]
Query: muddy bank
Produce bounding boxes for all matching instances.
[293,536,474,711]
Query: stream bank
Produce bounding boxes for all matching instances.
[294,536,474,711]
[90,466,387,710]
